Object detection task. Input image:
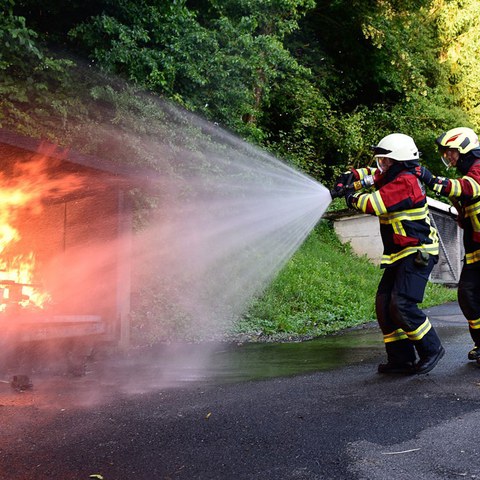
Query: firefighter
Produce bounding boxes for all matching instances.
[415,127,480,364]
[334,133,444,374]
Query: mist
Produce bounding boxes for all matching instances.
[0,88,332,404]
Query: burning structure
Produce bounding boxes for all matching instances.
[0,129,136,366]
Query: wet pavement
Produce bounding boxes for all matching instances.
[1,302,480,479]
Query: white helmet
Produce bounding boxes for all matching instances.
[373,133,420,161]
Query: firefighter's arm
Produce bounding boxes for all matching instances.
[346,179,407,215]
[418,167,480,198]
[345,191,376,214]
[331,171,355,198]
[445,176,480,198]
[355,167,377,180]
[413,166,451,196]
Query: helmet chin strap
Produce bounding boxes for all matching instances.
[440,157,452,169]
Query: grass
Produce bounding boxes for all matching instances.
[234,219,457,338]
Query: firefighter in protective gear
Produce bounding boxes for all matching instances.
[416,127,480,363]
[336,133,445,374]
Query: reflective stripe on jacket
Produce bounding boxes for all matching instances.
[351,167,439,267]
[443,162,480,265]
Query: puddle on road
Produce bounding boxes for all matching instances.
[73,324,470,386]
[208,328,383,383]
[1,328,385,408]
[57,327,386,396]
[0,324,466,410]
[156,323,466,384]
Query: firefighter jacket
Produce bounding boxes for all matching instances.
[349,164,439,267]
[431,157,480,265]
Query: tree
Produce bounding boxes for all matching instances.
[67,0,317,144]
[435,0,480,130]
[288,0,470,173]
[3,0,480,181]
[0,1,76,136]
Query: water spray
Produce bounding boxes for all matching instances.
[0,78,334,393]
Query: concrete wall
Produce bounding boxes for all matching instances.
[333,213,383,264]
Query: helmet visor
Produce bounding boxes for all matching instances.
[376,157,389,173]
[438,145,454,169]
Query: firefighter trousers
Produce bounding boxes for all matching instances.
[457,263,480,347]
[375,253,442,365]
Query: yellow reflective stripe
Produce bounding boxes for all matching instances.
[355,193,369,212]
[356,168,378,180]
[406,318,432,341]
[378,206,429,224]
[391,221,406,236]
[383,329,408,343]
[370,191,387,215]
[379,209,439,266]
[381,244,439,265]
[448,179,462,197]
[468,318,480,330]
[433,182,444,194]
[464,202,480,216]
[464,200,480,233]
[446,177,480,196]
[464,176,480,196]
[466,248,480,264]
[427,215,439,245]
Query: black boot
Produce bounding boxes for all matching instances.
[468,345,480,361]
[381,339,416,374]
[415,346,445,374]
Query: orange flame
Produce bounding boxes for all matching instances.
[0,143,86,313]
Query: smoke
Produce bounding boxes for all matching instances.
[0,81,331,400]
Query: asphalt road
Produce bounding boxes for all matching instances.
[1,302,480,480]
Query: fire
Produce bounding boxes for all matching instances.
[0,253,50,313]
[0,143,86,314]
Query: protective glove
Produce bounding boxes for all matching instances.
[335,171,354,190]
[413,165,450,194]
[331,171,354,198]
[413,165,435,187]
[335,171,354,187]
[345,191,357,208]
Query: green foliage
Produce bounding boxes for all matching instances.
[361,1,441,98]
[262,73,332,179]
[435,0,480,130]
[66,0,318,144]
[5,0,480,181]
[237,221,381,336]
[207,0,315,38]
[0,4,41,72]
[0,3,79,137]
